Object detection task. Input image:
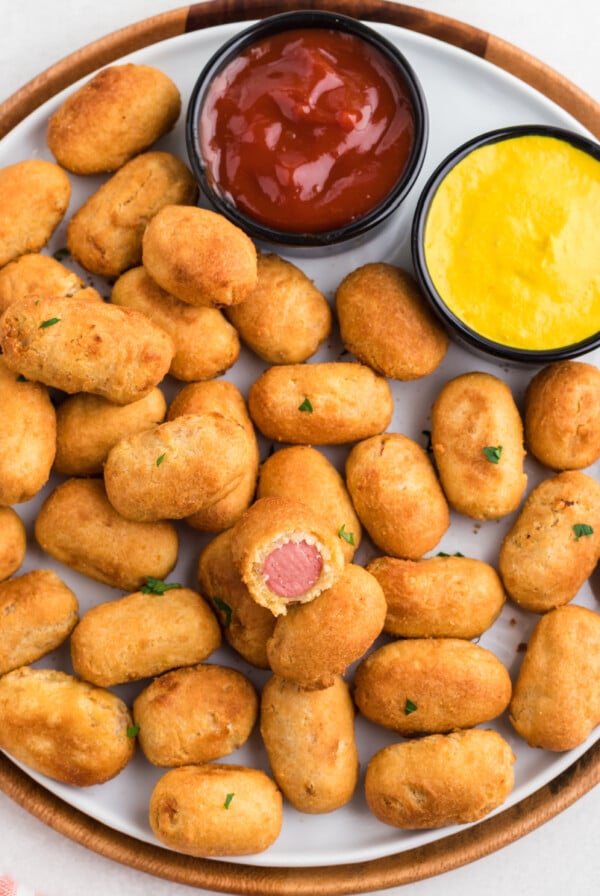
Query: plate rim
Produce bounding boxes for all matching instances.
[0,1,599,892]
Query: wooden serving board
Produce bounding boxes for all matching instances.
[0,2,599,893]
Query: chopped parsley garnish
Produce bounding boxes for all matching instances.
[156,453,166,467]
[404,698,418,715]
[212,595,233,627]
[298,397,313,413]
[482,445,502,464]
[437,551,465,557]
[338,524,355,546]
[140,577,182,595]
[15,374,28,382]
[573,523,594,541]
[127,724,140,738]
[39,317,61,329]
[224,792,235,810]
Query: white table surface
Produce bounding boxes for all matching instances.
[0,2,598,895]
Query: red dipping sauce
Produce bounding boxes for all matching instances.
[200,28,416,233]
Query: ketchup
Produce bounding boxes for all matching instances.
[200,28,416,233]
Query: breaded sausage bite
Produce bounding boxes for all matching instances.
[431,372,527,520]
[47,63,181,174]
[248,362,393,445]
[0,667,135,787]
[142,205,257,307]
[0,356,56,506]
[0,253,102,313]
[226,253,332,363]
[229,496,345,616]
[346,433,449,559]
[257,445,361,562]
[524,360,600,470]
[509,605,600,751]
[0,160,71,268]
[498,471,600,613]
[0,296,174,405]
[0,507,26,581]
[112,266,240,382]
[67,152,198,279]
[335,263,448,380]
[365,729,515,829]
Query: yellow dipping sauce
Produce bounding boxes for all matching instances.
[424,135,600,350]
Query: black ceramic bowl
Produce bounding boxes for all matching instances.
[186,10,428,248]
[411,124,600,364]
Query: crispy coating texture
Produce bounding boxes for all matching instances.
[498,470,600,612]
[226,253,332,363]
[103,412,254,522]
[168,381,259,532]
[266,564,386,689]
[0,356,56,505]
[47,64,181,174]
[112,266,239,381]
[229,496,345,616]
[257,445,361,562]
[0,667,135,786]
[365,729,515,829]
[366,555,506,639]
[149,764,282,857]
[54,387,167,476]
[70,587,221,687]
[346,433,449,559]
[0,160,71,268]
[35,477,179,592]
[67,151,197,278]
[335,263,448,380]
[196,528,276,669]
[524,360,600,470]
[0,570,78,675]
[248,362,393,445]
[354,638,512,735]
[0,295,174,404]
[133,664,258,766]
[431,372,527,520]
[0,507,26,581]
[260,674,359,814]
[0,252,102,313]
[509,605,600,751]
[142,205,258,307]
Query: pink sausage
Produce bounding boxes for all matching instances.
[263,541,323,598]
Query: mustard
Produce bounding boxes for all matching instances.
[424,135,600,350]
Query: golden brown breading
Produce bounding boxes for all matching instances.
[0,666,135,787]
[196,528,276,669]
[149,764,282,857]
[431,371,527,520]
[0,507,26,581]
[266,564,386,689]
[226,253,332,363]
[248,361,393,445]
[0,252,102,314]
[346,433,449,559]
[70,587,221,687]
[509,605,600,751]
[335,262,448,380]
[0,160,71,268]
[260,674,359,814]
[524,360,600,470]
[498,470,600,613]
[365,729,515,829]
[366,554,506,639]
[142,205,257,307]
[257,445,361,562]
[0,570,78,675]
[0,295,174,404]
[67,151,198,278]
[47,63,181,174]
[133,664,258,766]
[0,356,56,505]
[35,477,179,592]
[354,638,512,735]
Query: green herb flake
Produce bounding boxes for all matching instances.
[53,248,70,261]
[298,397,313,413]
[156,453,166,467]
[140,577,182,595]
[404,698,418,715]
[127,724,140,738]
[213,595,233,627]
[437,551,465,557]
[224,792,235,810]
[482,445,502,464]
[15,374,28,382]
[573,523,594,541]
[39,317,61,329]
[338,524,355,546]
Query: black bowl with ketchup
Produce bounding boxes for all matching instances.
[186,10,428,247]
